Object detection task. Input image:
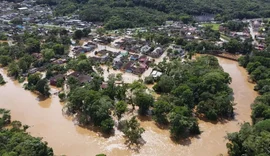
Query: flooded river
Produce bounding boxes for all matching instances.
[0,57,257,156]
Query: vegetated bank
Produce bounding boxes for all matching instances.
[0,108,54,156]
[226,51,270,156]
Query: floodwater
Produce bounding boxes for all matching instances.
[0,57,257,156]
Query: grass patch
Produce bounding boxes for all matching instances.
[202,23,220,31]
[220,33,231,41]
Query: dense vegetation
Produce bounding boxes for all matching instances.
[145,56,233,138]
[153,56,234,120]
[0,109,54,156]
[238,52,270,123]
[66,73,147,142]
[227,119,270,156]
[37,0,270,29]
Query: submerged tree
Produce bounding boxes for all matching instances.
[122,117,145,145]
[134,92,154,115]
[114,101,128,120]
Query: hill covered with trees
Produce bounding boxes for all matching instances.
[37,0,270,29]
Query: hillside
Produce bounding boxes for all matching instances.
[37,0,270,28]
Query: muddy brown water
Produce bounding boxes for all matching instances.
[0,57,258,156]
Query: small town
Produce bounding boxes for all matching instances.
[0,1,270,156]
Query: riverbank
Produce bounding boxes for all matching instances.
[0,56,258,156]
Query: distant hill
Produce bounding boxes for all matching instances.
[37,0,270,29]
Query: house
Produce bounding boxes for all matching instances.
[53,58,67,65]
[114,54,123,63]
[130,54,139,61]
[151,70,162,79]
[141,45,151,54]
[253,20,261,29]
[100,55,109,63]
[68,72,92,84]
[150,47,163,58]
[83,42,97,51]
[132,67,146,75]
[113,61,124,70]
[50,74,65,86]
[139,55,148,64]
[28,68,38,74]
[123,61,134,73]
[101,82,108,89]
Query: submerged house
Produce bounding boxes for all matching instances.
[50,74,65,86]
[68,72,92,84]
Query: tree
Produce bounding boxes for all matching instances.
[153,99,172,124]
[53,44,65,55]
[134,92,154,115]
[172,85,194,108]
[0,55,12,67]
[27,73,41,88]
[0,109,11,127]
[251,93,270,123]
[18,54,33,73]
[67,76,80,90]
[115,101,128,120]
[7,62,20,79]
[25,38,40,53]
[180,15,193,24]
[169,106,200,139]
[82,27,91,37]
[76,59,93,73]
[101,118,114,133]
[35,79,50,96]
[153,75,174,93]
[227,120,270,156]
[10,17,23,25]
[144,76,154,84]
[58,92,66,102]
[73,30,84,40]
[224,39,242,54]
[42,49,55,61]
[0,33,7,40]
[96,28,106,35]
[175,37,185,45]
[0,74,5,85]
[246,62,262,74]
[122,116,145,145]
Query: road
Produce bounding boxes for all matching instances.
[248,20,258,45]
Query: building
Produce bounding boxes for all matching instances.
[50,74,65,86]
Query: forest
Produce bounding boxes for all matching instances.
[36,0,270,29]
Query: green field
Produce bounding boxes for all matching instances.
[202,23,220,31]
[220,33,231,41]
